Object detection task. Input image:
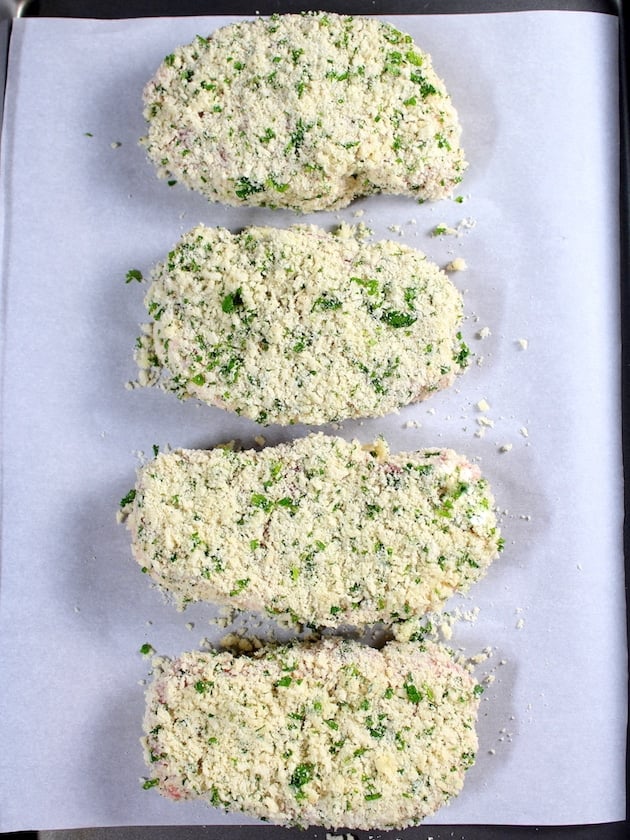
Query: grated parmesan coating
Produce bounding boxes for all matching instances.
[142,637,480,828]
[135,224,468,425]
[141,13,466,212]
[125,434,502,626]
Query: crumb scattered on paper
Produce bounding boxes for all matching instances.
[477,416,494,428]
[445,257,468,272]
[469,646,494,665]
[432,218,476,238]
[432,222,457,237]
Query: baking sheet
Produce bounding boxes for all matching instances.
[0,9,626,832]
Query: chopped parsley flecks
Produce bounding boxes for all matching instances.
[142,13,466,213]
[127,434,501,626]
[135,224,466,425]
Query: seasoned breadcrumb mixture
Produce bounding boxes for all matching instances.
[141,12,466,212]
[125,434,502,626]
[135,224,468,426]
[142,637,481,828]
[130,15,497,827]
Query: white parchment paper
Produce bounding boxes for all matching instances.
[0,10,626,831]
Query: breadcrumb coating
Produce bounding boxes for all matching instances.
[135,224,468,425]
[142,637,481,828]
[125,434,502,626]
[141,13,466,212]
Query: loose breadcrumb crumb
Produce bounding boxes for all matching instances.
[432,223,457,237]
[445,257,467,272]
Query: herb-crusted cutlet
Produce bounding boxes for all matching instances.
[124,434,502,626]
[135,224,468,425]
[142,637,481,828]
[141,12,466,212]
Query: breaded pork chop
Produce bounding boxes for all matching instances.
[141,13,466,212]
[134,224,468,425]
[142,637,481,828]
